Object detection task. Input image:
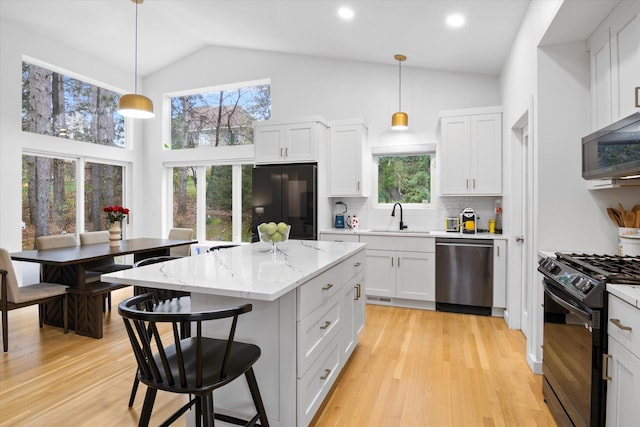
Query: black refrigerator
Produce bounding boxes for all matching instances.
[251,163,317,242]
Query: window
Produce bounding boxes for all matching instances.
[171,163,253,243]
[375,153,432,206]
[172,166,198,234]
[85,162,124,231]
[21,155,77,250]
[21,61,125,147]
[169,81,271,149]
[21,155,127,250]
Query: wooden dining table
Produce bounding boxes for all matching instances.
[11,238,194,338]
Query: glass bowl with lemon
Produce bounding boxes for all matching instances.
[257,221,291,253]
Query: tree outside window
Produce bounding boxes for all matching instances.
[22,155,77,250]
[170,83,270,150]
[22,62,124,147]
[377,154,431,204]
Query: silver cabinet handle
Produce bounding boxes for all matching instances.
[320,368,331,380]
[602,353,612,381]
[354,283,361,300]
[322,283,333,291]
[473,178,476,189]
[466,179,469,189]
[354,262,361,267]
[610,318,633,331]
[285,147,289,157]
[357,181,360,190]
[391,257,394,267]
[398,257,400,267]
[320,320,331,330]
[280,147,284,157]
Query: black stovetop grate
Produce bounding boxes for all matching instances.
[557,253,640,284]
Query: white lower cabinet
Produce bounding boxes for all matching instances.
[361,235,435,302]
[605,294,640,426]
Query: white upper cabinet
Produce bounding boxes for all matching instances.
[588,0,640,130]
[440,106,502,196]
[254,117,328,164]
[327,120,368,197]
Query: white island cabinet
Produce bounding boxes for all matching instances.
[104,240,366,427]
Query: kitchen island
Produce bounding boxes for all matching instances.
[104,240,366,427]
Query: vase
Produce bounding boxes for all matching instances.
[108,221,121,247]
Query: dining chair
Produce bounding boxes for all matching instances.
[168,228,193,257]
[35,234,77,250]
[119,293,269,427]
[79,231,132,310]
[128,255,191,408]
[0,248,68,352]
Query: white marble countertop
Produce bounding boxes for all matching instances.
[103,240,365,301]
[608,284,640,309]
[320,228,508,240]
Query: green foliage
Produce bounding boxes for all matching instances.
[378,155,430,204]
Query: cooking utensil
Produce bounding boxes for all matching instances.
[607,208,623,226]
[625,211,636,227]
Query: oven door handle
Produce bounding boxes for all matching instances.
[543,281,592,321]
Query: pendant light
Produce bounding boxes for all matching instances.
[118,0,154,119]
[391,54,408,130]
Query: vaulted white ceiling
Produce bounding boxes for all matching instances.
[0,0,621,77]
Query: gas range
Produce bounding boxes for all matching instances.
[538,253,640,308]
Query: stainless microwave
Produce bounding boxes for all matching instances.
[582,112,640,180]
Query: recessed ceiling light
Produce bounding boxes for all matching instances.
[338,6,355,21]
[446,13,465,29]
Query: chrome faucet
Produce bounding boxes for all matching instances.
[391,203,407,230]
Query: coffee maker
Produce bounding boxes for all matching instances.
[334,201,347,228]
[460,207,476,234]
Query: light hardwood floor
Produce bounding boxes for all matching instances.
[1,288,555,426]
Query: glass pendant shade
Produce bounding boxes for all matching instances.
[118,94,154,118]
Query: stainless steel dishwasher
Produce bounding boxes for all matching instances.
[435,238,493,315]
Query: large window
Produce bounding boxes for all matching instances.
[22,61,125,147]
[169,81,271,149]
[375,153,432,206]
[21,155,126,250]
[171,163,252,242]
[21,155,77,250]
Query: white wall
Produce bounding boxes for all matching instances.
[140,45,501,237]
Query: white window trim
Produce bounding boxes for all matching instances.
[370,144,437,210]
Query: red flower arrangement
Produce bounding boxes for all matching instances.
[103,205,129,223]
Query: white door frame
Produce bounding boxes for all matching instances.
[509,96,541,373]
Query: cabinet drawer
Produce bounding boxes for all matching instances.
[297,334,341,427]
[297,265,342,320]
[319,232,359,243]
[297,295,340,377]
[359,235,434,252]
[342,250,365,281]
[609,295,640,356]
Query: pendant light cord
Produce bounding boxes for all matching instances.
[398,58,402,111]
[134,1,139,94]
